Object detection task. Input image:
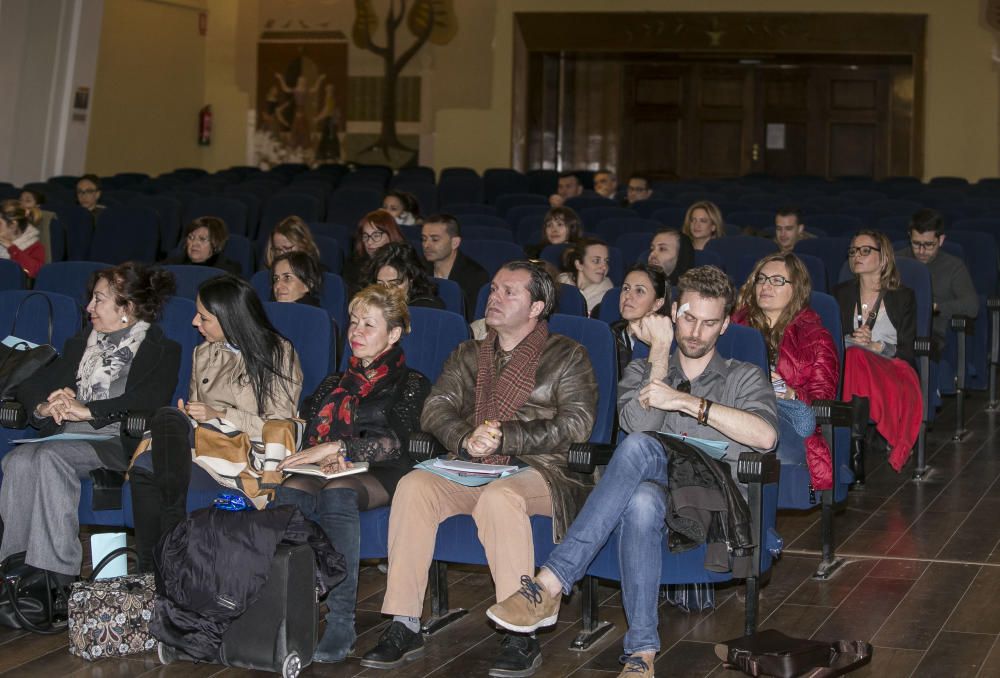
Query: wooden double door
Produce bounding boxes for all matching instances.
[620,61,914,180]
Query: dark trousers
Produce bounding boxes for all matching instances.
[130,407,192,573]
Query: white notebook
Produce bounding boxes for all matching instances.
[283,461,369,480]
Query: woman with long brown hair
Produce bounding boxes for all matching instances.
[732,252,839,491]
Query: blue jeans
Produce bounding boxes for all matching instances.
[776,399,813,465]
[274,485,359,661]
[544,432,667,655]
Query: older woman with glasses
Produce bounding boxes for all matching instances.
[733,253,839,491]
[833,230,921,482]
[264,216,323,270]
[343,209,405,296]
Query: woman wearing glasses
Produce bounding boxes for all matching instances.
[263,216,323,270]
[833,230,920,481]
[733,253,839,491]
[365,242,445,309]
[163,217,242,275]
[343,209,405,296]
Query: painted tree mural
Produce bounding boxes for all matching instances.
[353,0,457,160]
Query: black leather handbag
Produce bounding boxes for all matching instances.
[0,293,58,401]
[0,552,69,634]
[715,629,873,677]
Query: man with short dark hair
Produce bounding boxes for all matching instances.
[362,261,598,677]
[421,214,489,320]
[594,169,618,200]
[896,208,978,353]
[548,171,583,207]
[625,174,653,205]
[774,207,811,253]
[487,266,778,678]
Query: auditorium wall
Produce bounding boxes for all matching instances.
[85,0,999,180]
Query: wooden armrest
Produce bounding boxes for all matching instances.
[567,442,615,474]
[408,431,448,462]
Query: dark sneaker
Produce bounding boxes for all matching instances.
[359,621,425,669]
[618,653,655,677]
[488,634,542,678]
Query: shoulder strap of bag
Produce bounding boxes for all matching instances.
[10,292,55,345]
[2,562,67,635]
[88,546,139,582]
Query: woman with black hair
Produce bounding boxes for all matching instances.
[525,206,582,259]
[162,217,242,276]
[271,251,324,306]
[365,241,445,309]
[382,190,421,226]
[0,262,180,580]
[130,275,303,571]
[611,263,670,376]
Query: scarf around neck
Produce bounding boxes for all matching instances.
[76,320,150,402]
[306,344,407,446]
[471,320,549,465]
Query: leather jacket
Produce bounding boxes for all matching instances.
[420,333,598,542]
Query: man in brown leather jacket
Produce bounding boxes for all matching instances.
[361,261,598,678]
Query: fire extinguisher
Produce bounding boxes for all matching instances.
[198,105,212,146]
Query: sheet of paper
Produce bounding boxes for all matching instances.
[657,431,730,460]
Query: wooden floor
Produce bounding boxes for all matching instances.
[3,394,1000,677]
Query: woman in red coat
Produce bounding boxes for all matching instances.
[732,252,839,491]
[0,200,44,278]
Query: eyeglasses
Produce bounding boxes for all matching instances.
[271,244,295,255]
[186,234,211,244]
[361,230,386,244]
[378,277,404,288]
[675,379,691,394]
[847,246,881,257]
[754,273,791,287]
[910,240,939,251]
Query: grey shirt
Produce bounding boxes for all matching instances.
[618,350,778,480]
[896,247,979,347]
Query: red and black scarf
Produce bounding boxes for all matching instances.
[305,344,407,447]
[471,320,549,465]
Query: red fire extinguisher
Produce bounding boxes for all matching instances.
[198,105,212,146]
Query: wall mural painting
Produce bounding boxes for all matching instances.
[255,34,349,167]
[254,0,457,169]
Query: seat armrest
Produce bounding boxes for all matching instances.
[0,401,27,429]
[89,468,125,511]
[124,412,151,438]
[987,296,999,312]
[409,431,448,462]
[913,337,932,357]
[567,442,615,474]
[736,452,781,485]
[811,399,854,428]
[950,314,973,334]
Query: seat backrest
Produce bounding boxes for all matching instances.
[313,235,344,274]
[896,258,933,337]
[809,291,844,370]
[264,301,333,402]
[433,278,465,317]
[705,236,778,269]
[692,248,726,271]
[162,265,227,300]
[157,296,200,404]
[0,290,82,352]
[596,287,622,324]
[556,283,587,317]
[339,306,469,384]
[483,168,529,204]
[460,240,526,278]
[461,224,515,242]
[727,210,776,231]
[0,259,24,291]
[715,323,768,374]
[593,218,659,245]
[90,206,159,264]
[325,186,383,227]
[579,206,634,230]
[262,192,323,236]
[548,314,617,443]
[616,231,654,266]
[948,230,997,295]
[437,176,485,208]
[495,193,548,217]
[222,234,254,278]
[185,196,249,237]
[35,261,110,305]
[133,194,183,254]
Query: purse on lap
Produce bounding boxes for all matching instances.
[67,546,157,660]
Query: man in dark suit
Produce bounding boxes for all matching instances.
[421,214,489,320]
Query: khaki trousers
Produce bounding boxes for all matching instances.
[381,468,553,618]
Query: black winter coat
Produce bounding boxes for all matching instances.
[150,505,345,661]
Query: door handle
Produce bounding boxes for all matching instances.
[752,143,760,162]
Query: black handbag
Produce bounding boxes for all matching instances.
[0,293,58,401]
[0,552,69,634]
[715,629,873,677]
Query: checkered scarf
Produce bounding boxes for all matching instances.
[472,320,548,465]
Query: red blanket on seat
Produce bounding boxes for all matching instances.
[842,347,922,472]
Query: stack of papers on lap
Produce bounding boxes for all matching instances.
[431,458,519,477]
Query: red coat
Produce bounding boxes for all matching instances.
[733,307,839,490]
[8,240,44,279]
